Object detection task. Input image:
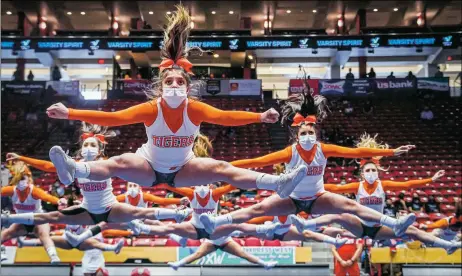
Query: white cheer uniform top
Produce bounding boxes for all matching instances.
[65,224,85,236]
[356,180,385,227]
[273,216,293,236]
[125,193,147,208]
[285,143,327,199]
[12,185,43,214]
[190,189,219,229]
[136,98,200,173]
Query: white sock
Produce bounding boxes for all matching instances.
[256,258,266,266]
[19,238,41,246]
[75,162,90,178]
[215,214,233,228]
[322,235,338,245]
[256,173,279,190]
[172,258,188,267]
[432,238,454,249]
[10,213,34,225]
[303,219,317,231]
[169,234,187,245]
[380,216,397,228]
[46,246,57,258]
[154,208,177,220]
[256,224,270,234]
[102,244,117,251]
[78,229,95,243]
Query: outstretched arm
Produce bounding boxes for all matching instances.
[382,179,433,191]
[163,186,194,200]
[67,101,157,126]
[1,186,14,197]
[18,156,56,173]
[31,187,59,205]
[247,216,274,224]
[321,144,394,159]
[423,218,449,230]
[212,184,238,201]
[324,183,360,194]
[189,101,262,126]
[230,147,292,169]
[143,193,181,205]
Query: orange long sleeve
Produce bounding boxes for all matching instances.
[321,144,395,159]
[324,183,360,194]
[19,156,56,173]
[116,194,126,202]
[426,218,449,230]
[143,193,181,205]
[68,101,157,127]
[163,186,194,200]
[230,147,292,169]
[1,186,14,197]
[188,100,261,126]
[212,184,237,201]
[31,188,59,204]
[248,216,274,224]
[382,179,433,191]
[103,229,132,237]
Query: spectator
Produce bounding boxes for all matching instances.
[27,70,35,81]
[408,192,423,212]
[124,74,131,80]
[434,66,444,78]
[395,192,408,212]
[143,21,152,29]
[52,66,62,81]
[420,106,434,121]
[136,73,142,80]
[12,66,21,81]
[344,103,354,116]
[25,109,38,122]
[362,100,373,115]
[332,238,363,276]
[368,68,376,79]
[345,68,354,79]
[383,198,397,218]
[1,164,11,187]
[405,71,416,80]
[425,195,440,213]
[387,72,395,79]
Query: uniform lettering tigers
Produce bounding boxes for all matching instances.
[152,135,195,148]
[306,165,323,176]
[13,204,36,211]
[79,182,108,192]
[359,196,383,205]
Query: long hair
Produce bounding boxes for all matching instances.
[193,133,213,158]
[279,69,328,142]
[356,133,389,172]
[75,122,116,159]
[146,5,204,100]
[9,161,33,186]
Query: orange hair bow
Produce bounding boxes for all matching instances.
[159,58,193,74]
[81,133,106,143]
[291,113,317,126]
[360,158,380,167]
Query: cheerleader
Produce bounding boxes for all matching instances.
[43,5,307,199]
[0,162,62,264]
[2,123,191,231]
[200,88,416,238]
[289,134,460,254]
[420,201,461,242]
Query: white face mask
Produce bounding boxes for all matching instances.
[299,134,317,151]
[162,87,187,108]
[364,171,379,184]
[17,179,28,191]
[81,146,99,161]
[127,186,140,197]
[195,185,210,198]
[57,186,65,197]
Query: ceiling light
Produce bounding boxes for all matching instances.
[213,53,219,58]
[229,11,234,14]
[393,8,399,12]
[6,11,12,15]
[81,11,86,15]
[337,14,342,19]
[115,55,121,60]
[286,10,291,14]
[211,11,216,14]
[373,9,378,12]
[39,22,47,30]
[248,55,254,60]
[312,9,317,13]
[149,11,153,15]
[67,11,72,15]
[112,21,119,30]
[166,11,172,15]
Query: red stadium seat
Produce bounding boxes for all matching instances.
[186,239,202,247]
[164,239,181,247]
[244,237,262,246]
[263,239,281,246]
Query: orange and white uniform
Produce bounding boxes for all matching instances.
[425,217,461,242]
[67,99,261,173]
[116,192,181,208]
[249,215,293,239]
[17,156,117,214]
[325,178,433,226]
[232,143,395,200]
[1,184,59,214]
[334,238,363,276]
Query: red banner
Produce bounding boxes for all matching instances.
[288,79,319,96]
[122,79,152,95]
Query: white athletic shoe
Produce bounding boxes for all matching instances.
[114,239,125,254]
[393,213,416,237]
[334,235,349,248]
[49,146,76,185]
[168,261,181,270]
[127,220,144,236]
[199,213,216,234]
[289,214,309,234]
[263,260,278,270]
[175,208,193,223]
[261,223,282,239]
[64,231,81,248]
[50,254,61,265]
[275,165,307,198]
[445,241,461,255]
[17,237,25,248]
[168,234,188,247]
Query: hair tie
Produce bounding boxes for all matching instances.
[159,58,193,74]
[81,133,106,143]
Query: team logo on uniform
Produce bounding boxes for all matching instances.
[298,38,309,48]
[20,40,31,50]
[229,39,239,50]
[370,37,380,48]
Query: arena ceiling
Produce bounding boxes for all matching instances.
[2,1,461,34]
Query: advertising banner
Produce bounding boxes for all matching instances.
[228,79,262,96]
[1,246,17,264]
[122,80,152,95]
[1,81,46,94]
[178,247,295,265]
[417,77,450,91]
[288,79,319,95]
[318,79,345,96]
[206,79,222,95]
[46,81,80,96]
[373,78,416,91]
[344,79,372,96]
